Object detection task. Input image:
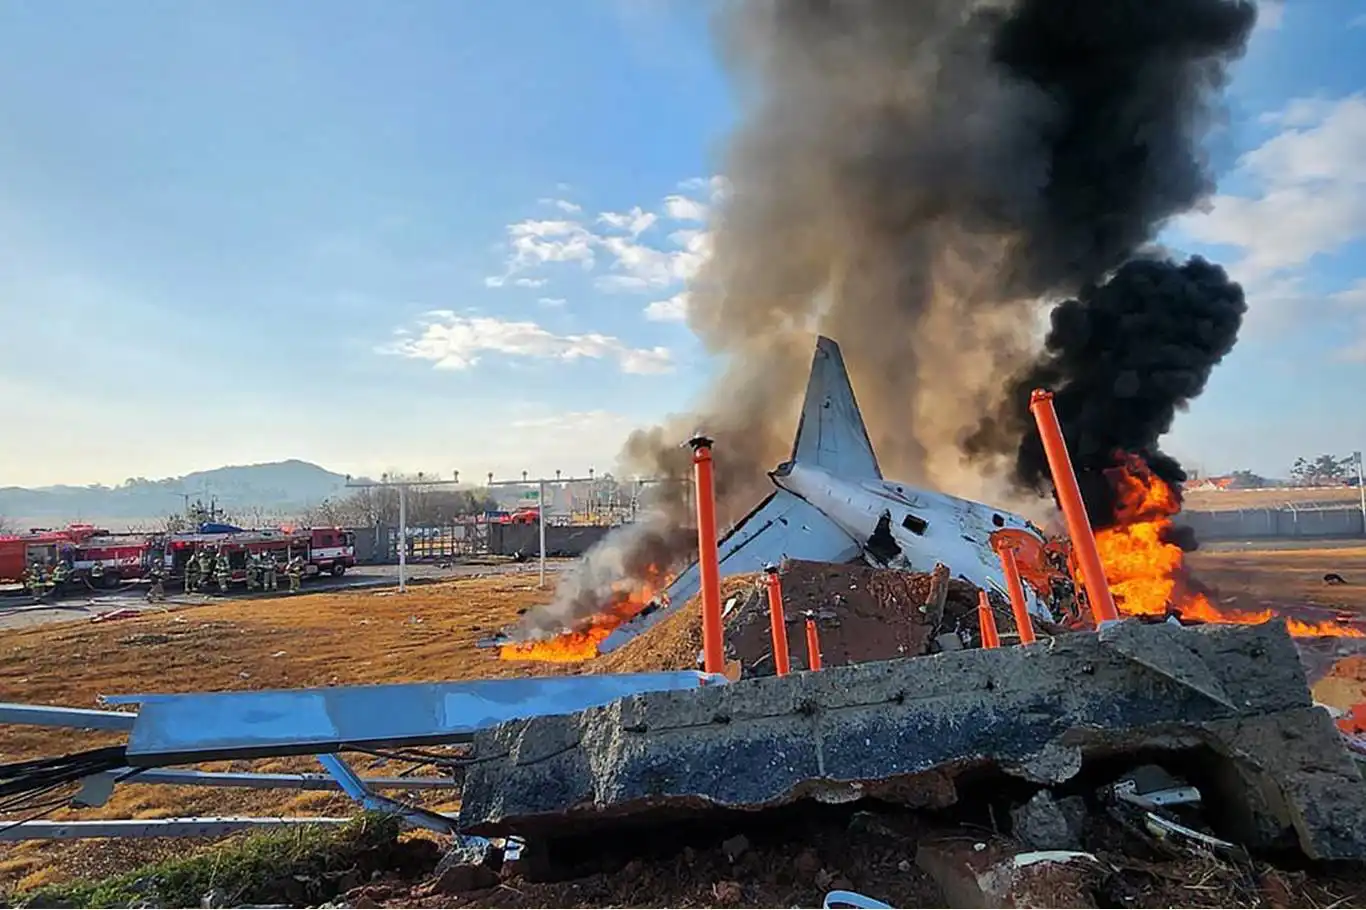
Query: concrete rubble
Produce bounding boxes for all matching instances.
[458,620,1366,861]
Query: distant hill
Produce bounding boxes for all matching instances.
[0,460,350,529]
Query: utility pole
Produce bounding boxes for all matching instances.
[1356,451,1365,538]
[345,472,464,594]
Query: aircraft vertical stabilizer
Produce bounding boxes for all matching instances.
[789,336,882,480]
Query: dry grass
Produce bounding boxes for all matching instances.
[1188,546,1366,613]
[8,545,1366,894]
[0,575,565,892]
[1184,487,1362,512]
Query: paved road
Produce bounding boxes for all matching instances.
[0,559,576,632]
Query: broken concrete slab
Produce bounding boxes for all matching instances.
[457,621,1366,860]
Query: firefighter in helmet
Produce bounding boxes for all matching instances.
[147,558,166,603]
[213,547,231,593]
[184,547,200,593]
[286,553,305,594]
[262,552,278,591]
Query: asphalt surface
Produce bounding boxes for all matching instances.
[0,559,576,632]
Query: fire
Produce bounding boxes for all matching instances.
[498,568,666,663]
[1091,453,1363,638]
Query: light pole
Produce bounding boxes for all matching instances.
[1356,451,1365,538]
[485,472,601,589]
[345,472,464,594]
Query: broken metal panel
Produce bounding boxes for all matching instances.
[457,622,1366,860]
[106,671,726,764]
[315,753,458,835]
[599,489,862,654]
[0,702,137,731]
[79,767,459,797]
[0,817,353,841]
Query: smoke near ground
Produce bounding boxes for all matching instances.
[966,257,1248,529]
[514,0,1258,637]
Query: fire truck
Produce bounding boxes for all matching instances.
[163,527,357,583]
[1,524,356,591]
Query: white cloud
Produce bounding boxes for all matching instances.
[507,219,598,268]
[663,194,708,222]
[539,198,582,213]
[537,296,567,307]
[383,313,673,374]
[485,178,720,301]
[1351,12,1366,28]
[1178,94,1366,277]
[598,206,657,237]
[644,292,689,322]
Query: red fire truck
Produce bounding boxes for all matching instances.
[162,527,357,583]
[1,524,356,591]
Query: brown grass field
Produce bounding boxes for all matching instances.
[4,545,1366,892]
[1184,486,1363,511]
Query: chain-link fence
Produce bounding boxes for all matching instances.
[1182,504,1365,541]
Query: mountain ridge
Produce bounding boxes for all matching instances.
[0,459,353,525]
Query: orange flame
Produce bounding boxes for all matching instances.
[498,568,667,663]
[1093,454,1362,638]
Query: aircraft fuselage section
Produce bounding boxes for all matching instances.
[771,462,1049,615]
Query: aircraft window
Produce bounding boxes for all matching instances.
[902,514,928,536]
[992,513,1006,528]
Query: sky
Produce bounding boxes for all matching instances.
[0,0,1363,488]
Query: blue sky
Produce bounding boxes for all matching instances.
[0,0,1363,488]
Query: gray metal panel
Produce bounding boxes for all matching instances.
[599,489,861,654]
[110,671,724,762]
[0,702,137,731]
[0,817,352,841]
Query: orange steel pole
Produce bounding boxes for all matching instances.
[977,590,1000,649]
[804,613,823,671]
[1027,389,1120,624]
[689,435,725,675]
[763,565,791,676]
[998,547,1036,645]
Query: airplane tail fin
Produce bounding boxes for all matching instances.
[787,336,882,480]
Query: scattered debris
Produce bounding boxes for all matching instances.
[460,621,1366,864]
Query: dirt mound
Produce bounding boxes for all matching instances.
[592,560,993,677]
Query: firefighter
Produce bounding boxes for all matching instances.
[196,547,215,590]
[286,554,304,594]
[184,548,200,593]
[89,559,105,585]
[262,553,278,592]
[245,551,261,591]
[24,560,43,600]
[147,560,166,603]
[214,548,231,593]
[49,560,67,596]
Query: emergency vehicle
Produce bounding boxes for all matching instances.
[1,524,356,591]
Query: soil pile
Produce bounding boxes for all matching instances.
[591,559,993,677]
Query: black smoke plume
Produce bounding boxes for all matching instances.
[513,0,1259,639]
[967,256,1248,527]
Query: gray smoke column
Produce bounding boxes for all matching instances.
[512,0,1258,639]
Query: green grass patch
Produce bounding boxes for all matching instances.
[12,814,404,909]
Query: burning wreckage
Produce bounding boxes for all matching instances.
[6,334,1366,906]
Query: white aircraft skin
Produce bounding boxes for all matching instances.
[596,334,1050,655]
